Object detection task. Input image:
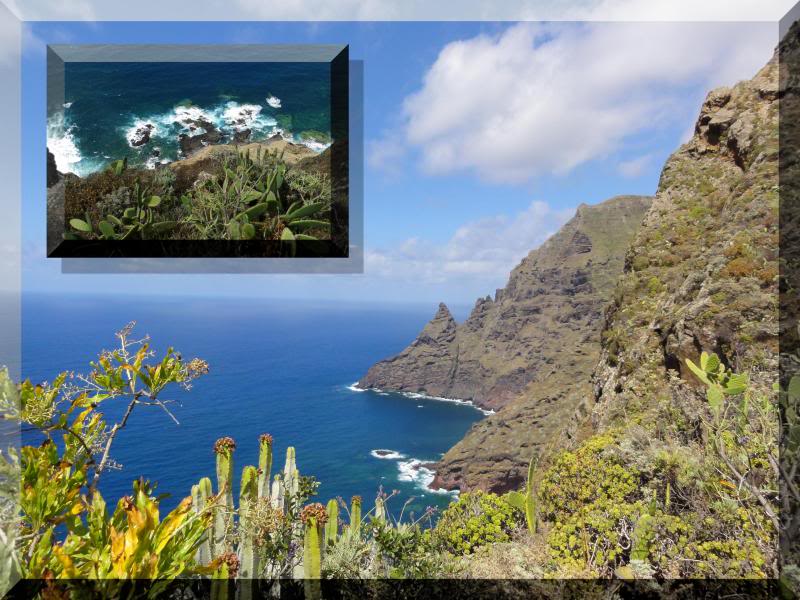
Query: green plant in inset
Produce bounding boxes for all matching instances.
[106,158,127,177]
[68,180,177,241]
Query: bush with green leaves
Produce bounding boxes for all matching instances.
[532,353,778,579]
[430,490,521,555]
[67,179,177,241]
[183,147,331,245]
[63,146,331,245]
[1,323,212,593]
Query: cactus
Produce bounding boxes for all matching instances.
[525,454,538,534]
[271,474,284,510]
[192,477,214,565]
[257,434,273,498]
[349,495,362,537]
[325,499,339,546]
[238,465,259,578]
[303,523,322,581]
[300,504,326,579]
[212,437,236,558]
[283,446,297,507]
[630,513,655,562]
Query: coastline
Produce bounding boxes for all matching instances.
[348,382,495,416]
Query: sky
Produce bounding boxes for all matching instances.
[10,16,782,309]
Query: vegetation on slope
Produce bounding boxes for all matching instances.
[63,146,331,243]
[0,324,782,593]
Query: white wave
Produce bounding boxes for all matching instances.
[397,458,458,496]
[266,95,281,108]
[144,155,170,170]
[47,112,82,174]
[417,405,424,408]
[398,391,494,416]
[346,382,366,392]
[63,102,73,108]
[298,138,331,153]
[370,449,406,460]
[125,119,159,148]
[221,102,266,132]
[125,101,280,147]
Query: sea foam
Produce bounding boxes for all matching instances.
[399,391,495,416]
[396,458,458,496]
[370,449,407,460]
[47,112,83,175]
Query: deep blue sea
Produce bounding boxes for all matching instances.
[49,62,331,176]
[20,294,483,521]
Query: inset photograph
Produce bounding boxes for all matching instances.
[46,45,349,258]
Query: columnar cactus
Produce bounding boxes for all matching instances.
[257,434,273,498]
[238,465,260,578]
[212,437,236,558]
[349,495,362,537]
[271,474,284,510]
[283,446,299,506]
[191,477,214,565]
[300,503,327,579]
[325,499,338,546]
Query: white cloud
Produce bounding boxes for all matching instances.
[617,154,652,178]
[399,22,776,183]
[366,133,406,175]
[365,200,574,288]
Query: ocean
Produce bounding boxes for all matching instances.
[48,61,332,176]
[20,294,484,521]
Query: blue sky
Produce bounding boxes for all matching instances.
[21,20,777,308]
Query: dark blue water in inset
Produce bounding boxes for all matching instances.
[50,61,330,175]
[21,294,483,520]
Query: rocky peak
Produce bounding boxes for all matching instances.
[415,302,457,344]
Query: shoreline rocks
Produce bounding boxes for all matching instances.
[129,123,154,147]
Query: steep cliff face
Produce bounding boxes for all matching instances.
[582,42,779,440]
[360,195,651,490]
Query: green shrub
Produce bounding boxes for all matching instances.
[431,490,521,555]
[538,434,638,519]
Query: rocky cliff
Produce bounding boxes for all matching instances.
[582,33,779,440]
[359,195,651,490]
